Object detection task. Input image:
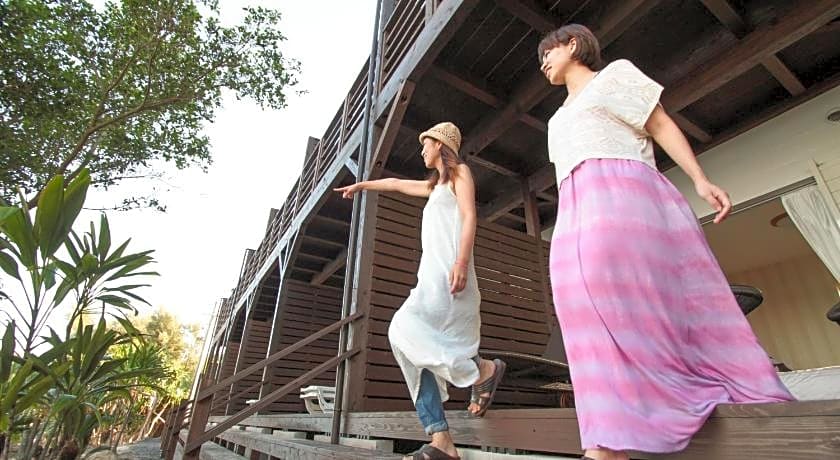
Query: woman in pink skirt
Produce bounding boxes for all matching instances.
[538,24,794,459]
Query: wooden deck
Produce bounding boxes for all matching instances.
[209,400,840,459]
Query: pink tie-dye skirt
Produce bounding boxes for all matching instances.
[549,159,794,453]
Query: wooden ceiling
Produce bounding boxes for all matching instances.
[379,0,840,233]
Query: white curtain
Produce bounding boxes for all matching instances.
[782,186,840,282]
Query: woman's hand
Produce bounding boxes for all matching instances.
[334,182,363,199]
[695,179,732,224]
[449,262,467,294]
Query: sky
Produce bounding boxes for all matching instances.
[75,1,378,331]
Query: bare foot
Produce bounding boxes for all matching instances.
[467,358,496,415]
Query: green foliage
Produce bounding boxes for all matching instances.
[132,308,201,400]
[0,0,300,209]
[39,318,168,450]
[0,170,173,458]
[0,322,64,434]
[0,169,156,354]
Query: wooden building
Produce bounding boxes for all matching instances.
[164,1,840,458]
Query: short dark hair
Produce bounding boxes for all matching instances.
[537,24,603,70]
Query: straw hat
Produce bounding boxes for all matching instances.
[418,122,461,155]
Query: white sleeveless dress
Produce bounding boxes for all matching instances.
[388,184,482,403]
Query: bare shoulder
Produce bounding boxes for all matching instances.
[456,163,473,178]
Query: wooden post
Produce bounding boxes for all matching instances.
[339,96,350,149]
[330,0,385,443]
[521,178,540,237]
[522,179,556,327]
[340,190,381,413]
[164,400,187,460]
[314,140,324,181]
[182,377,213,460]
[425,0,435,22]
[159,404,175,458]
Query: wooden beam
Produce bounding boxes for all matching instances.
[459,72,553,157]
[376,0,480,120]
[761,55,806,95]
[345,158,359,178]
[291,266,319,275]
[499,213,526,223]
[428,65,499,106]
[700,0,746,33]
[296,252,331,263]
[466,155,520,177]
[302,235,346,249]
[665,0,840,111]
[521,179,540,236]
[311,248,348,285]
[459,0,662,158]
[591,0,663,47]
[700,0,806,96]
[695,70,840,157]
[496,0,556,33]
[312,214,350,228]
[671,112,713,143]
[428,65,546,131]
[479,164,555,221]
[369,80,416,179]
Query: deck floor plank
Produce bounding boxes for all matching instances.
[209,401,840,458]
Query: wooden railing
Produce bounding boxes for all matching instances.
[222,61,370,317]
[160,312,365,460]
[159,399,191,460]
[211,0,437,333]
[379,0,430,91]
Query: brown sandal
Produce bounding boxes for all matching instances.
[468,358,506,417]
[405,444,460,459]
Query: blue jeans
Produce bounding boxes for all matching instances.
[415,369,448,434]
[414,356,481,435]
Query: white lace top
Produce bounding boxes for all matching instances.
[547,59,664,184]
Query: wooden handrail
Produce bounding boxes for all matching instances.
[210,380,262,413]
[183,347,360,454]
[197,311,363,400]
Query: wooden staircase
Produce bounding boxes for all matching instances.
[174,428,401,460]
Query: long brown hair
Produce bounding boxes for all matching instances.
[426,143,465,189]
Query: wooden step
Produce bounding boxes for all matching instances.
[209,400,840,459]
[174,435,247,460]
[217,428,402,460]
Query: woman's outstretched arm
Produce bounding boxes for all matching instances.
[645,104,732,223]
[335,177,432,199]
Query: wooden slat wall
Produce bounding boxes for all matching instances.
[363,192,559,411]
[228,319,272,413]
[729,253,840,370]
[263,280,343,413]
[212,342,240,416]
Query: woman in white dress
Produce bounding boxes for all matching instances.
[336,122,506,460]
